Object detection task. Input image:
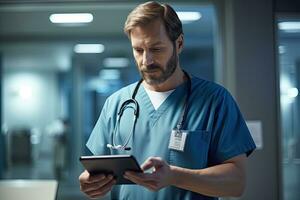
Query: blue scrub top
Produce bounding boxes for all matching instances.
[87,76,256,200]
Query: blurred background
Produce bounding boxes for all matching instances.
[0,0,299,200]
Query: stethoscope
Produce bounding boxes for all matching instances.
[106,70,192,151]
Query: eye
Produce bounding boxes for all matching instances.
[134,48,143,53]
[151,48,161,52]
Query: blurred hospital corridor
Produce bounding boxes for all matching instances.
[0,0,300,199]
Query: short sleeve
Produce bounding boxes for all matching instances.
[86,99,110,155]
[209,89,256,164]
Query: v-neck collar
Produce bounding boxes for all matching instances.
[139,81,189,127]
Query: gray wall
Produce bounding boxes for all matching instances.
[2,69,60,132]
[216,0,280,200]
[234,0,279,200]
[2,69,61,163]
[0,53,4,177]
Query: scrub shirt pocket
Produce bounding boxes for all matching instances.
[168,130,210,169]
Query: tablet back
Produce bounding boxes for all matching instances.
[80,155,142,184]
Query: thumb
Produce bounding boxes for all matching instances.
[141,157,164,171]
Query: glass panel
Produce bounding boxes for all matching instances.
[277,16,300,200]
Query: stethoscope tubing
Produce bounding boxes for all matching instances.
[107,70,192,151]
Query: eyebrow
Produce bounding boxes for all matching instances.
[150,41,164,46]
[132,41,165,48]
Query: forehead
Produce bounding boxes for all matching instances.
[130,19,172,47]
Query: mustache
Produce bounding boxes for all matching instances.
[141,64,162,72]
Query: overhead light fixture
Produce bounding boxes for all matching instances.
[176,11,201,23]
[103,57,129,68]
[49,13,93,24]
[278,22,300,32]
[74,44,105,54]
[99,69,121,80]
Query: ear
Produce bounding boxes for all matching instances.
[175,34,184,54]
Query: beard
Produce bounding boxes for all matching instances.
[136,47,178,85]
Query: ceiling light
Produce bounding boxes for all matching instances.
[74,44,105,54]
[99,69,121,80]
[176,11,201,22]
[49,13,93,24]
[103,57,129,68]
[278,22,300,32]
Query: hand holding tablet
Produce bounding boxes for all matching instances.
[79,155,143,184]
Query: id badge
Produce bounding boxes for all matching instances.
[168,129,188,152]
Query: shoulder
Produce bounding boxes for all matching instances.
[191,76,231,101]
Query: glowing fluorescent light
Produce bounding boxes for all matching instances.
[99,69,120,80]
[278,22,300,32]
[49,13,93,24]
[176,11,201,22]
[103,57,129,68]
[287,87,298,98]
[74,44,105,54]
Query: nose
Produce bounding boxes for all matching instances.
[142,51,154,66]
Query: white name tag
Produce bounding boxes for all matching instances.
[168,130,188,152]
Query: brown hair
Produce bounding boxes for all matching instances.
[124,1,183,42]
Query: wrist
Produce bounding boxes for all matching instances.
[169,165,181,187]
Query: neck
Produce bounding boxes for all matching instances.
[143,67,187,92]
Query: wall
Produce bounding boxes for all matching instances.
[2,69,60,153]
[215,0,280,199]
[230,0,279,199]
[0,53,4,177]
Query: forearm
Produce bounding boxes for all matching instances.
[170,155,246,197]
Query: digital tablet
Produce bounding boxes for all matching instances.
[79,155,143,185]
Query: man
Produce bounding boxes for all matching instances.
[79,1,256,199]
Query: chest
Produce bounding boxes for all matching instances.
[111,90,216,169]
